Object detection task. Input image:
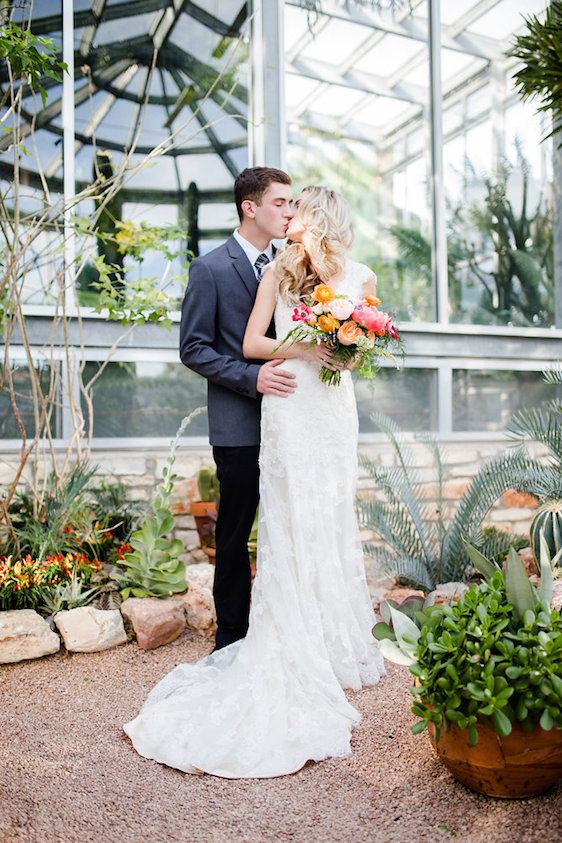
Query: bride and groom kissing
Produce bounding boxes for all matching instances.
[123,166,386,779]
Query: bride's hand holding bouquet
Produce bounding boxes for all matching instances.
[276,281,402,386]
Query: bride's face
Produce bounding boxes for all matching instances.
[285,195,307,243]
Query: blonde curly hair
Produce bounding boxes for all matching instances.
[275,186,354,303]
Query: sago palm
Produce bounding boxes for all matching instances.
[357,413,534,591]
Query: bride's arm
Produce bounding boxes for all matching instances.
[243,268,337,366]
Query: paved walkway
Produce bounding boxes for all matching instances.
[1,632,560,843]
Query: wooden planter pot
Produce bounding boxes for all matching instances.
[428,718,562,798]
[190,501,217,561]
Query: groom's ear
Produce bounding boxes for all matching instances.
[241,198,256,220]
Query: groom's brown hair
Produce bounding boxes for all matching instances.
[234,167,292,221]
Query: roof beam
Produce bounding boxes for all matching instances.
[289,55,427,105]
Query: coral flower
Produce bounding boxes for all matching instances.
[312,284,335,304]
[337,320,363,346]
[364,294,381,307]
[317,314,340,332]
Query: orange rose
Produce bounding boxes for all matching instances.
[317,314,340,332]
[312,284,335,304]
[364,295,381,307]
[337,320,363,346]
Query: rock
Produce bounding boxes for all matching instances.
[425,582,469,606]
[174,584,216,636]
[0,609,60,664]
[54,607,127,653]
[120,597,186,650]
[382,586,426,606]
[185,562,215,591]
[501,490,538,509]
[552,581,562,612]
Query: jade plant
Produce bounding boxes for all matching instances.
[110,407,204,599]
[374,539,562,744]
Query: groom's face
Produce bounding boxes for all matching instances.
[250,182,294,240]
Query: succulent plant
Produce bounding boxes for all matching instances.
[374,538,562,744]
[40,570,100,616]
[196,466,219,503]
[110,408,204,599]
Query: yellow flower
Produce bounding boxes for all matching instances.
[312,284,335,304]
[317,314,340,332]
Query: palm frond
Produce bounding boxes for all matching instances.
[441,449,536,580]
[358,459,438,563]
[357,497,427,563]
[507,406,562,464]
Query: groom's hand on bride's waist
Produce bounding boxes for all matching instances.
[257,360,296,397]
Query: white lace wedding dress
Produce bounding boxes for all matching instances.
[123,258,385,778]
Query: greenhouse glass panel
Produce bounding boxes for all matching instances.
[452,369,560,432]
[355,369,437,433]
[285,0,434,323]
[443,0,554,328]
[0,363,61,439]
[2,1,250,306]
[81,362,208,439]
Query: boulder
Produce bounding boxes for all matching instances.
[174,583,216,636]
[54,607,127,653]
[425,582,469,606]
[382,586,426,607]
[120,596,186,650]
[185,562,215,591]
[0,609,60,664]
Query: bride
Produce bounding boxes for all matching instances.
[123,186,385,778]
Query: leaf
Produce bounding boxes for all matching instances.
[372,621,396,641]
[540,708,554,731]
[538,533,554,607]
[389,604,420,653]
[465,543,499,581]
[491,709,512,737]
[505,547,536,621]
[377,637,415,666]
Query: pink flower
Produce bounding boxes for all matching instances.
[351,304,391,334]
[388,324,399,340]
[292,305,314,323]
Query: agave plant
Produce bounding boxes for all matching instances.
[110,407,205,599]
[357,413,534,591]
[40,569,100,616]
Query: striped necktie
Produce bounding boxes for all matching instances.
[254,252,270,281]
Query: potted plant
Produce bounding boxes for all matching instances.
[189,466,219,560]
[374,539,562,798]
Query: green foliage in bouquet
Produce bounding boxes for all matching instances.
[374,541,562,745]
[357,413,533,590]
[110,408,204,599]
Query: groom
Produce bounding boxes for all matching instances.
[180,167,296,650]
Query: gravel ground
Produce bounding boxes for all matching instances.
[1,632,560,843]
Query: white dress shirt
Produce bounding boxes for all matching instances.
[233,229,274,279]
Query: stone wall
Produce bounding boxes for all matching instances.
[0,437,541,557]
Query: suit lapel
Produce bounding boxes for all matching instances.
[226,235,258,300]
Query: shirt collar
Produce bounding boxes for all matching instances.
[233,229,274,267]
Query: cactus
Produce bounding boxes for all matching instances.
[197,465,219,503]
[530,500,562,572]
[111,407,205,599]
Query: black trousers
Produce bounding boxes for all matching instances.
[212,445,260,650]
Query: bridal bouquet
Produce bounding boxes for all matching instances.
[276,283,401,386]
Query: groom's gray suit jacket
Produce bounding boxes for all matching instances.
[179,235,267,446]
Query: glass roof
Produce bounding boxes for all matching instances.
[284,0,548,150]
[1,1,249,199]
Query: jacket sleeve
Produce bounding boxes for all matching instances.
[179,258,261,398]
